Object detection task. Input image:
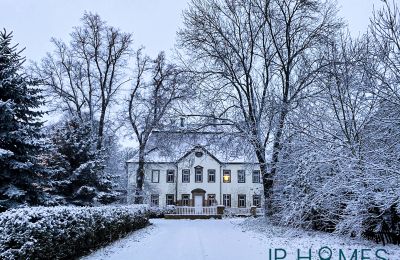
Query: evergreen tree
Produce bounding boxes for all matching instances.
[44,117,119,206]
[0,30,45,211]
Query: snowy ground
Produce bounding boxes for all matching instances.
[83,218,399,260]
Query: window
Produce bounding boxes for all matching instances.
[208,194,216,206]
[151,170,160,183]
[253,195,261,207]
[252,170,261,183]
[238,194,246,208]
[166,170,175,183]
[182,194,190,206]
[195,151,203,157]
[223,194,231,207]
[182,169,190,183]
[150,194,159,206]
[208,169,216,183]
[195,166,203,183]
[223,170,231,183]
[237,170,246,183]
[166,194,175,205]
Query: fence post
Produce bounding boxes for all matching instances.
[217,205,225,215]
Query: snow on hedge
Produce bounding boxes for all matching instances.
[0,205,155,259]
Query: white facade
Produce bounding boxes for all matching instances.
[127,146,263,209]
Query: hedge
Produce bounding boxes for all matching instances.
[0,205,155,259]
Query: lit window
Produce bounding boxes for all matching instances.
[166,170,175,183]
[182,169,190,183]
[238,194,246,208]
[208,194,216,206]
[151,170,160,183]
[252,170,260,183]
[238,170,245,183]
[195,166,203,183]
[223,194,231,207]
[223,170,231,183]
[253,195,261,208]
[166,194,175,205]
[182,194,190,206]
[150,194,159,206]
[208,169,216,183]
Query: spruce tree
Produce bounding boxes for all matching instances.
[0,29,45,211]
[45,117,118,206]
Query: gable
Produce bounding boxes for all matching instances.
[177,146,221,169]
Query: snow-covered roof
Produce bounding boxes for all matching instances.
[126,131,258,164]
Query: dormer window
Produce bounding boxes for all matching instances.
[180,117,185,127]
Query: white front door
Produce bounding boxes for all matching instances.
[194,195,202,214]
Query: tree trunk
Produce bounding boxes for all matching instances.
[255,148,270,217]
[134,148,145,204]
[264,106,288,217]
[97,106,106,150]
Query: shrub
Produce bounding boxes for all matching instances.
[0,205,154,259]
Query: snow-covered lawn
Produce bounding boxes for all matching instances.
[83,218,399,260]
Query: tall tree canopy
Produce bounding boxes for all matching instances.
[0,30,45,211]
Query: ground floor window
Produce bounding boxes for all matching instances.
[182,194,190,206]
[238,194,246,208]
[150,194,159,206]
[223,194,231,207]
[252,195,261,207]
[166,194,175,205]
[208,194,216,206]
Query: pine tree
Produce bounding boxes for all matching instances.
[45,117,119,206]
[0,29,45,211]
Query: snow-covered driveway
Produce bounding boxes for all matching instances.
[84,218,266,260]
[84,218,400,260]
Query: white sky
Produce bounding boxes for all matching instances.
[0,0,384,63]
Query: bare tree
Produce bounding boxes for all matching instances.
[262,0,341,216]
[369,0,400,106]
[273,32,400,237]
[178,0,340,216]
[32,12,132,149]
[178,0,276,216]
[128,50,187,204]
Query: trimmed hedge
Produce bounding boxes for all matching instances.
[0,205,153,259]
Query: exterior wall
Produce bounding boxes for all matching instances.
[177,150,221,205]
[127,147,263,208]
[221,163,263,208]
[127,162,177,207]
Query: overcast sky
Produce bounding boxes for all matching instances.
[0,0,384,63]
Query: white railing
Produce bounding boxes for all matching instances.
[174,206,217,215]
[225,207,251,216]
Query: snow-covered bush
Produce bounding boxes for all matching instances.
[0,205,156,259]
[147,205,175,218]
